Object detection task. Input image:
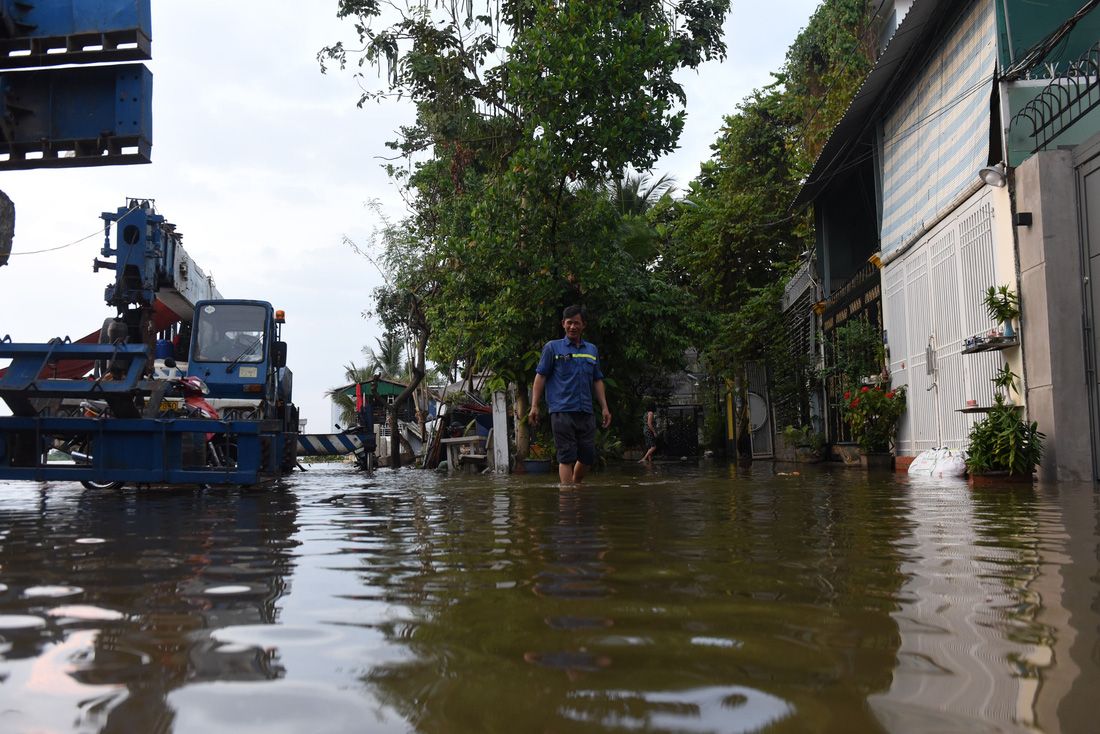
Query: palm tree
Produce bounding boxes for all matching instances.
[325,361,374,429]
[609,172,676,217]
[608,172,676,262]
[363,332,410,381]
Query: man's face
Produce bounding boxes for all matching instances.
[562,314,586,343]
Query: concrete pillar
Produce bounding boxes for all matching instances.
[491,389,510,474]
[1016,150,1093,482]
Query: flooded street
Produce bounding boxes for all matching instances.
[1,461,1098,733]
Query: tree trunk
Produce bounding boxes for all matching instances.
[388,327,428,469]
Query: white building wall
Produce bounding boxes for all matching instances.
[878,1,1022,456]
[885,186,1014,455]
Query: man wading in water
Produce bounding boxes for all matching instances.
[529,305,612,486]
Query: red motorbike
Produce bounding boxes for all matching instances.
[164,376,235,469]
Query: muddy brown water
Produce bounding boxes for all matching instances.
[0,461,1098,733]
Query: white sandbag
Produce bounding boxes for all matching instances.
[908,447,967,477]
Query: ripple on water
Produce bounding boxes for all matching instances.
[168,680,407,734]
[561,685,794,733]
[22,585,83,599]
[0,614,47,630]
[210,624,345,648]
[46,605,126,622]
[202,585,255,596]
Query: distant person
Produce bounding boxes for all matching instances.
[640,403,658,463]
[529,305,612,486]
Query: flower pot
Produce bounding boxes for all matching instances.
[968,470,1033,487]
[837,445,862,466]
[859,451,894,470]
[523,459,552,474]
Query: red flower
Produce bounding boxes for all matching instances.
[844,392,851,400]
[861,386,870,393]
[886,391,895,398]
[851,398,860,407]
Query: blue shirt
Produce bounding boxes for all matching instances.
[535,337,604,414]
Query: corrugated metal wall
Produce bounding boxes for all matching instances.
[881,0,996,257]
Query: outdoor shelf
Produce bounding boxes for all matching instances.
[961,335,1019,354]
[956,405,993,413]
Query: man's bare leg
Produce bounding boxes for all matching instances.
[572,462,590,484]
[558,461,576,486]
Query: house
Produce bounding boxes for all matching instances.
[794,0,1100,481]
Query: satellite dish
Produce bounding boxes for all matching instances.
[747,392,768,433]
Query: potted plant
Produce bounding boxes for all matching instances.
[841,384,907,468]
[781,424,825,463]
[984,284,1020,339]
[991,362,1018,405]
[966,367,1044,485]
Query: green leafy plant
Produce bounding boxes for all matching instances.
[841,384,906,453]
[595,429,623,468]
[992,362,1018,395]
[965,394,1044,476]
[984,285,1020,324]
[782,424,825,452]
[823,319,886,392]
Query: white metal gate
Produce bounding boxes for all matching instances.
[884,190,1002,454]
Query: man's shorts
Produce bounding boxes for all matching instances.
[550,411,597,466]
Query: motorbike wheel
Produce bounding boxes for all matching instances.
[80,480,125,490]
[208,439,238,468]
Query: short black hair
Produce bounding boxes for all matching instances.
[562,304,586,322]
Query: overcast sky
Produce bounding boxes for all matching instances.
[0,0,820,432]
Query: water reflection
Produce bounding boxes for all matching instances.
[1,464,1098,733]
[0,483,298,732]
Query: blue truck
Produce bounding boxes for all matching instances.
[0,199,375,488]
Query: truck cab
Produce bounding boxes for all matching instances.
[185,299,292,419]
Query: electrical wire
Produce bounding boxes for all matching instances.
[1002,0,1100,81]
[4,204,139,257]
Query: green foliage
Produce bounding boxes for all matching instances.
[992,362,1019,394]
[594,428,623,468]
[780,0,877,160]
[966,395,1045,475]
[841,384,906,453]
[823,319,885,393]
[782,424,825,451]
[362,332,411,381]
[326,0,724,423]
[320,0,881,453]
[984,285,1020,323]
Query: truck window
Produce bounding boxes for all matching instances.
[192,303,267,363]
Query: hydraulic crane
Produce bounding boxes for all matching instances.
[0,198,375,488]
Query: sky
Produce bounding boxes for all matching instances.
[0,0,821,432]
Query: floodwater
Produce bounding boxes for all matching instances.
[0,461,1098,734]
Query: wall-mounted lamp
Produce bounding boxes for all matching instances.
[978,162,1007,187]
[1013,212,1033,227]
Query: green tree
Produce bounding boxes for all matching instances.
[668,88,809,369]
[781,0,878,162]
[325,0,728,465]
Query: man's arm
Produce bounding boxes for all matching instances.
[594,379,611,428]
[529,373,548,426]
